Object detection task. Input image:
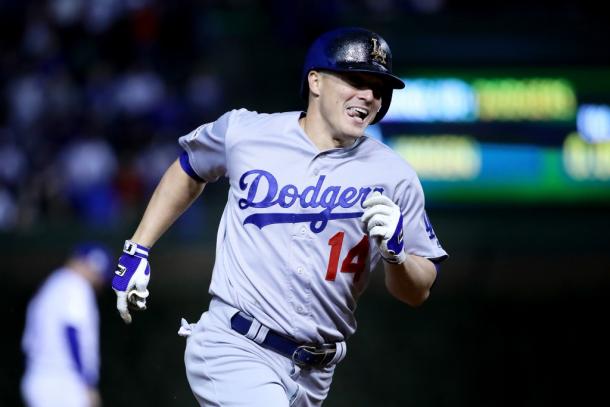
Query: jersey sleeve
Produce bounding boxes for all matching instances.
[178,110,234,182]
[396,175,448,263]
[63,284,100,385]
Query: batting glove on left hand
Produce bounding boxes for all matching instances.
[362,192,407,264]
[112,240,151,324]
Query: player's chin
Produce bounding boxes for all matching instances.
[340,125,365,140]
[343,114,370,135]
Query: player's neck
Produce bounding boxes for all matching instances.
[66,259,101,288]
[299,114,357,151]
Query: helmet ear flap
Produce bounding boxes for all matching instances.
[371,86,393,125]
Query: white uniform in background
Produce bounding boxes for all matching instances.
[21,268,100,407]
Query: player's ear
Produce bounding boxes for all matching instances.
[308,70,322,97]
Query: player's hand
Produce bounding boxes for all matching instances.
[112,240,151,324]
[361,192,406,264]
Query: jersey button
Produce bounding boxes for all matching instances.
[297,267,304,275]
[296,305,304,314]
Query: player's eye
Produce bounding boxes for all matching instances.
[343,73,384,98]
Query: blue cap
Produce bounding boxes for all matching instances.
[71,242,114,283]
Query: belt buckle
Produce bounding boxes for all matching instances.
[291,345,330,369]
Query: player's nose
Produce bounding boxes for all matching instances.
[356,86,381,102]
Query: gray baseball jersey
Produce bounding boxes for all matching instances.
[179,109,447,344]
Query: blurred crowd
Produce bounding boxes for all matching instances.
[0,0,451,232]
[1,0,601,232]
[0,0,233,231]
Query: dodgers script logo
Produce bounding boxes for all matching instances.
[238,169,382,233]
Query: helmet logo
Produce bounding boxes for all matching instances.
[370,37,387,65]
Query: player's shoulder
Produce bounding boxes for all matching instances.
[36,269,89,304]
[361,136,415,170]
[361,134,393,152]
[226,108,300,127]
[358,135,421,186]
[217,109,301,144]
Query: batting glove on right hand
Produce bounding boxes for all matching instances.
[361,192,407,264]
[112,240,151,324]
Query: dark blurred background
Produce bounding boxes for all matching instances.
[2,0,609,406]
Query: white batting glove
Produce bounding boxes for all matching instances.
[361,192,407,264]
[111,240,151,324]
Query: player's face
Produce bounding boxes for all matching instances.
[316,71,384,138]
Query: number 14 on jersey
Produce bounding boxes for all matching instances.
[325,232,369,283]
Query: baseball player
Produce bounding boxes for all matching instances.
[21,242,114,407]
[112,27,448,406]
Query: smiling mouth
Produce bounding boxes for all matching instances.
[346,106,370,122]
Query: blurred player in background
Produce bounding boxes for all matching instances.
[112,27,448,406]
[21,242,113,407]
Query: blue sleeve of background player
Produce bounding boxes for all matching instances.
[65,325,96,385]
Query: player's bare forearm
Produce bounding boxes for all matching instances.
[384,254,437,307]
[131,159,205,247]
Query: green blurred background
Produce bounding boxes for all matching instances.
[2,1,609,406]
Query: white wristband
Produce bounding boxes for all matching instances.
[123,240,149,257]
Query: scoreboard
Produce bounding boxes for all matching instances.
[378,68,610,205]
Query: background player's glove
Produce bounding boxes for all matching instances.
[361,192,407,264]
[112,240,150,324]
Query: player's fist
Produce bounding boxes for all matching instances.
[112,240,151,324]
[361,192,406,264]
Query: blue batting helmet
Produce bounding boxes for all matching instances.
[300,27,405,124]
